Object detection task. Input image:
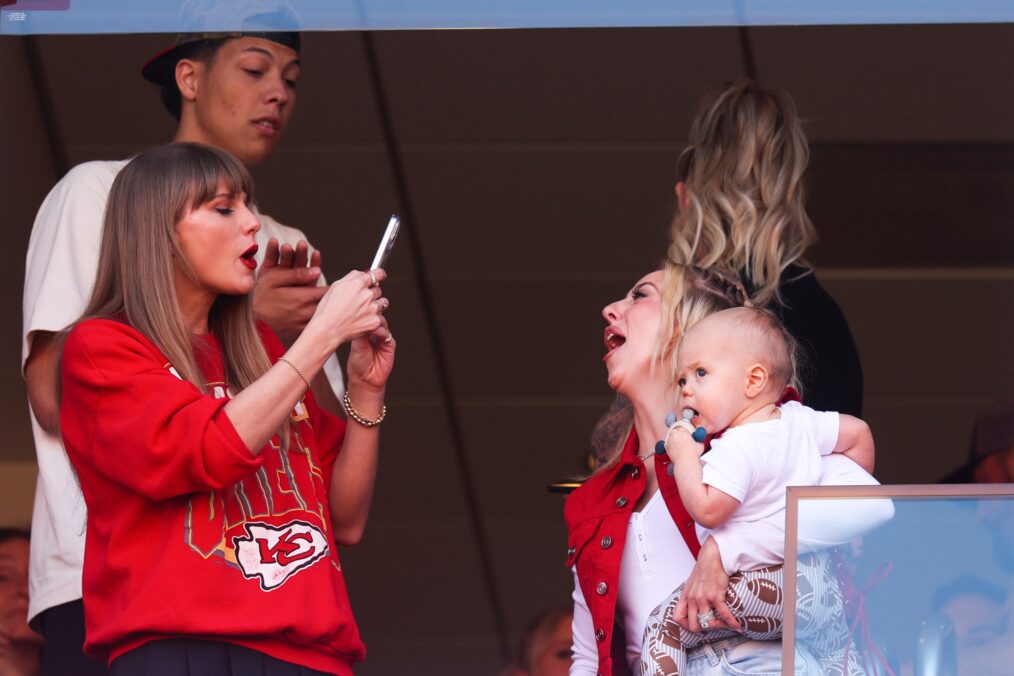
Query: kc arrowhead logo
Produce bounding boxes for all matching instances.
[233,520,329,591]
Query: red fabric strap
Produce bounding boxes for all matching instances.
[653,387,800,560]
[654,453,702,559]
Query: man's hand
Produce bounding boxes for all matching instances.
[253,238,327,345]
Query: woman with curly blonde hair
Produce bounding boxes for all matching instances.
[670,80,862,416]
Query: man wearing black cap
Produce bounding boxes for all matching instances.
[22,33,347,675]
[145,32,301,166]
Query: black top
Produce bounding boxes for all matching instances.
[747,264,864,417]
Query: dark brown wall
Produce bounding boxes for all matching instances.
[1,25,1012,674]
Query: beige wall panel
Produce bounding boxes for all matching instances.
[823,274,1014,396]
[349,642,501,676]
[460,404,606,518]
[823,272,1013,481]
[366,404,467,518]
[749,24,1014,143]
[348,278,445,400]
[429,278,627,397]
[402,148,674,273]
[807,145,1014,268]
[0,462,37,527]
[284,32,385,143]
[485,520,573,639]
[1,37,59,463]
[374,27,744,143]
[35,34,175,145]
[246,147,398,272]
[863,397,988,484]
[340,521,498,668]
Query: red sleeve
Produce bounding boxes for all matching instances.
[256,322,346,487]
[308,399,346,491]
[61,319,262,501]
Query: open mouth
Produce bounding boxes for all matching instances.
[254,117,279,134]
[240,244,258,270]
[603,327,626,353]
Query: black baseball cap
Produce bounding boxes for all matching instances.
[141,32,301,88]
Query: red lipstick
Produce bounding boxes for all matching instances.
[240,244,258,270]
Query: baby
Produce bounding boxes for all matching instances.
[641,306,874,676]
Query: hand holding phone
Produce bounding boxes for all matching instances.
[370,215,401,271]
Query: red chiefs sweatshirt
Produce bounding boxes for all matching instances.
[60,318,364,674]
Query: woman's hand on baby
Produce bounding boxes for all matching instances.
[674,538,741,632]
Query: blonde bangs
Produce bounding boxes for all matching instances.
[183,148,255,217]
[73,143,287,447]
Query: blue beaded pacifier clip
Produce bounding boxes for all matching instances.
[671,408,707,443]
[655,409,707,475]
[655,408,707,454]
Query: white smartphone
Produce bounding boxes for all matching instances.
[370,215,400,271]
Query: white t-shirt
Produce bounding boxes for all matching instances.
[699,400,839,574]
[22,159,345,622]
[569,453,889,675]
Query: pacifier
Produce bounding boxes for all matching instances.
[667,408,707,443]
[656,409,708,472]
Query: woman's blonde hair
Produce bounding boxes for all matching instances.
[595,262,747,472]
[669,80,817,307]
[77,143,280,435]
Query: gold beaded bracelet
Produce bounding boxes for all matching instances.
[278,357,311,390]
[342,391,387,427]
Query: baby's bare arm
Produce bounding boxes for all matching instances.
[666,431,741,528]
[833,414,875,473]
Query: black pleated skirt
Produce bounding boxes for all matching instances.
[110,639,333,676]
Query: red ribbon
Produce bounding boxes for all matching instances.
[840,560,895,675]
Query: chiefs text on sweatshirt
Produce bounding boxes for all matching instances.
[61,319,364,674]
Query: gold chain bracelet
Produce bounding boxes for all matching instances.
[343,391,387,427]
[278,357,311,389]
